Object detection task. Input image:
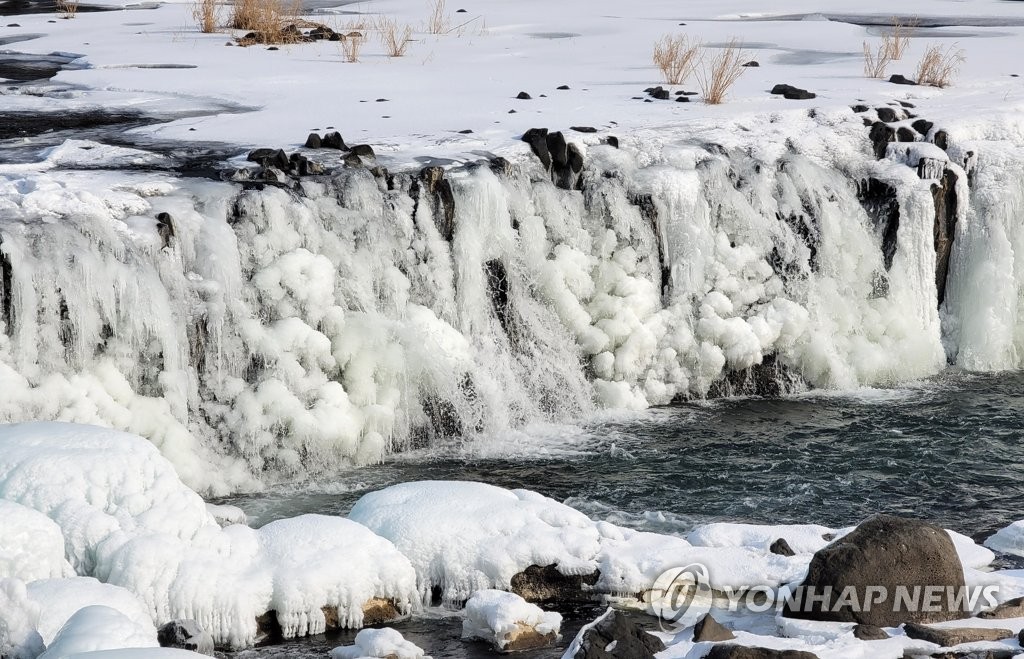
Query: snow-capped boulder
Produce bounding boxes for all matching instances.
[562,609,663,659]
[329,628,429,659]
[462,590,561,652]
[26,578,156,647]
[348,481,602,603]
[38,606,158,659]
[0,499,74,581]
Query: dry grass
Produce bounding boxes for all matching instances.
[192,0,221,33]
[885,16,913,60]
[340,31,365,61]
[377,15,413,56]
[652,34,700,85]
[55,0,78,18]
[695,38,747,104]
[863,40,893,78]
[915,43,965,87]
[426,0,450,34]
[231,0,303,43]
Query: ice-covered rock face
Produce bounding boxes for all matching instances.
[0,500,74,582]
[0,114,1021,488]
[461,590,561,652]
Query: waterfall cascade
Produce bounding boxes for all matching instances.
[1,108,1021,493]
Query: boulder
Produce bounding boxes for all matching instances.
[852,624,889,641]
[706,647,819,659]
[349,144,375,158]
[875,107,900,122]
[157,620,214,655]
[461,590,560,652]
[570,126,597,133]
[770,84,815,100]
[676,96,690,103]
[782,515,969,626]
[912,119,934,136]
[868,122,896,159]
[566,610,663,659]
[516,91,532,99]
[247,148,288,170]
[889,74,916,85]
[650,87,670,100]
[321,131,347,150]
[692,614,735,642]
[557,84,570,90]
[770,538,796,557]
[978,595,1024,619]
[903,623,1013,646]
[897,127,917,142]
[521,127,551,169]
[510,564,599,602]
[303,132,322,148]
[742,60,759,67]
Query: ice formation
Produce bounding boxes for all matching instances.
[36,606,157,659]
[985,520,1024,558]
[2,105,1021,486]
[461,590,561,650]
[0,423,418,649]
[348,481,601,603]
[329,628,429,659]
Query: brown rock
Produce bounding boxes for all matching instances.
[770,538,796,557]
[501,624,558,652]
[903,623,1013,646]
[978,596,1024,619]
[510,564,599,602]
[362,598,402,625]
[852,623,889,640]
[705,646,819,659]
[693,614,735,642]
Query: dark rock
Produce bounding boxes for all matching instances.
[932,167,959,306]
[547,131,568,169]
[247,148,289,171]
[783,89,816,100]
[903,623,1012,646]
[851,104,869,113]
[321,131,347,150]
[157,620,214,655]
[889,74,917,85]
[456,7,466,11]
[516,91,532,99]
[349,144,375,158]
[896,126,917,142]
[706,647,819,659]
[875,107,899,122]
[344,153,363,167]
[489,156,513,177]
[868,122,896,159]
[853,624,889,641]
[770,538,796,557]
[266,46,278,51]
[933,130,950,150]
[7,23,20,27]
[706,354,804,399]
[692,614,735,642]
[783,514,968,626]
[770,83,797,94]
[742,60,760,67]
[508,109,516,113]
[511,564,599,603]
[676,96,690,103]
[485,259,511,336]
[644,99,653,103]
[375,98,388,102]
[857,177,900,271]
[457,129,473,134]
[570,126,597,133]
[898,100,916,108]
[650,87,670,100]
[557,84,570,90]
[567,143,584,173]
[289,152,310,176]
[415,166,456,240]
[521,127,551,169]
[155,212,175,248]
[303,132,321,149]
[677,90,698,95]
[912,119,934,136]
[605,136,619,148]
[978,595,1024,619]
[567,610,664,659]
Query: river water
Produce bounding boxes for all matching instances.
[216,369,1024,658]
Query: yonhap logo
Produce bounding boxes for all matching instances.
[647,563,713,630]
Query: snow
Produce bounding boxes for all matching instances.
[329,628,429,659]
[0,422,419,648]
[37,606,157,659]
[686,523,835,555]
[0,500,74,582]
[348,481,601,602]
[461,590,561,650]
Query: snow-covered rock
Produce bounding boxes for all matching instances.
[348,481,602,602]
[462,590,561,652]
[26,578,156,647]
[0,578,44,659]
[0,499,74,581]
[38,606,158,659]
[329,628,429,659]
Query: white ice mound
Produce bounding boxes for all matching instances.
[0,422,216,573]
[462,590,561,651]
[0,422,418,648]
[985,520,1024,558]
[348,481,601,602]
[0,578,44,659]
[38,606,158,659]
[329,628,429,659]
[256,514,418,636]
[594,523,809,596]
[27,578,156,647]
[0,500,74,581]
